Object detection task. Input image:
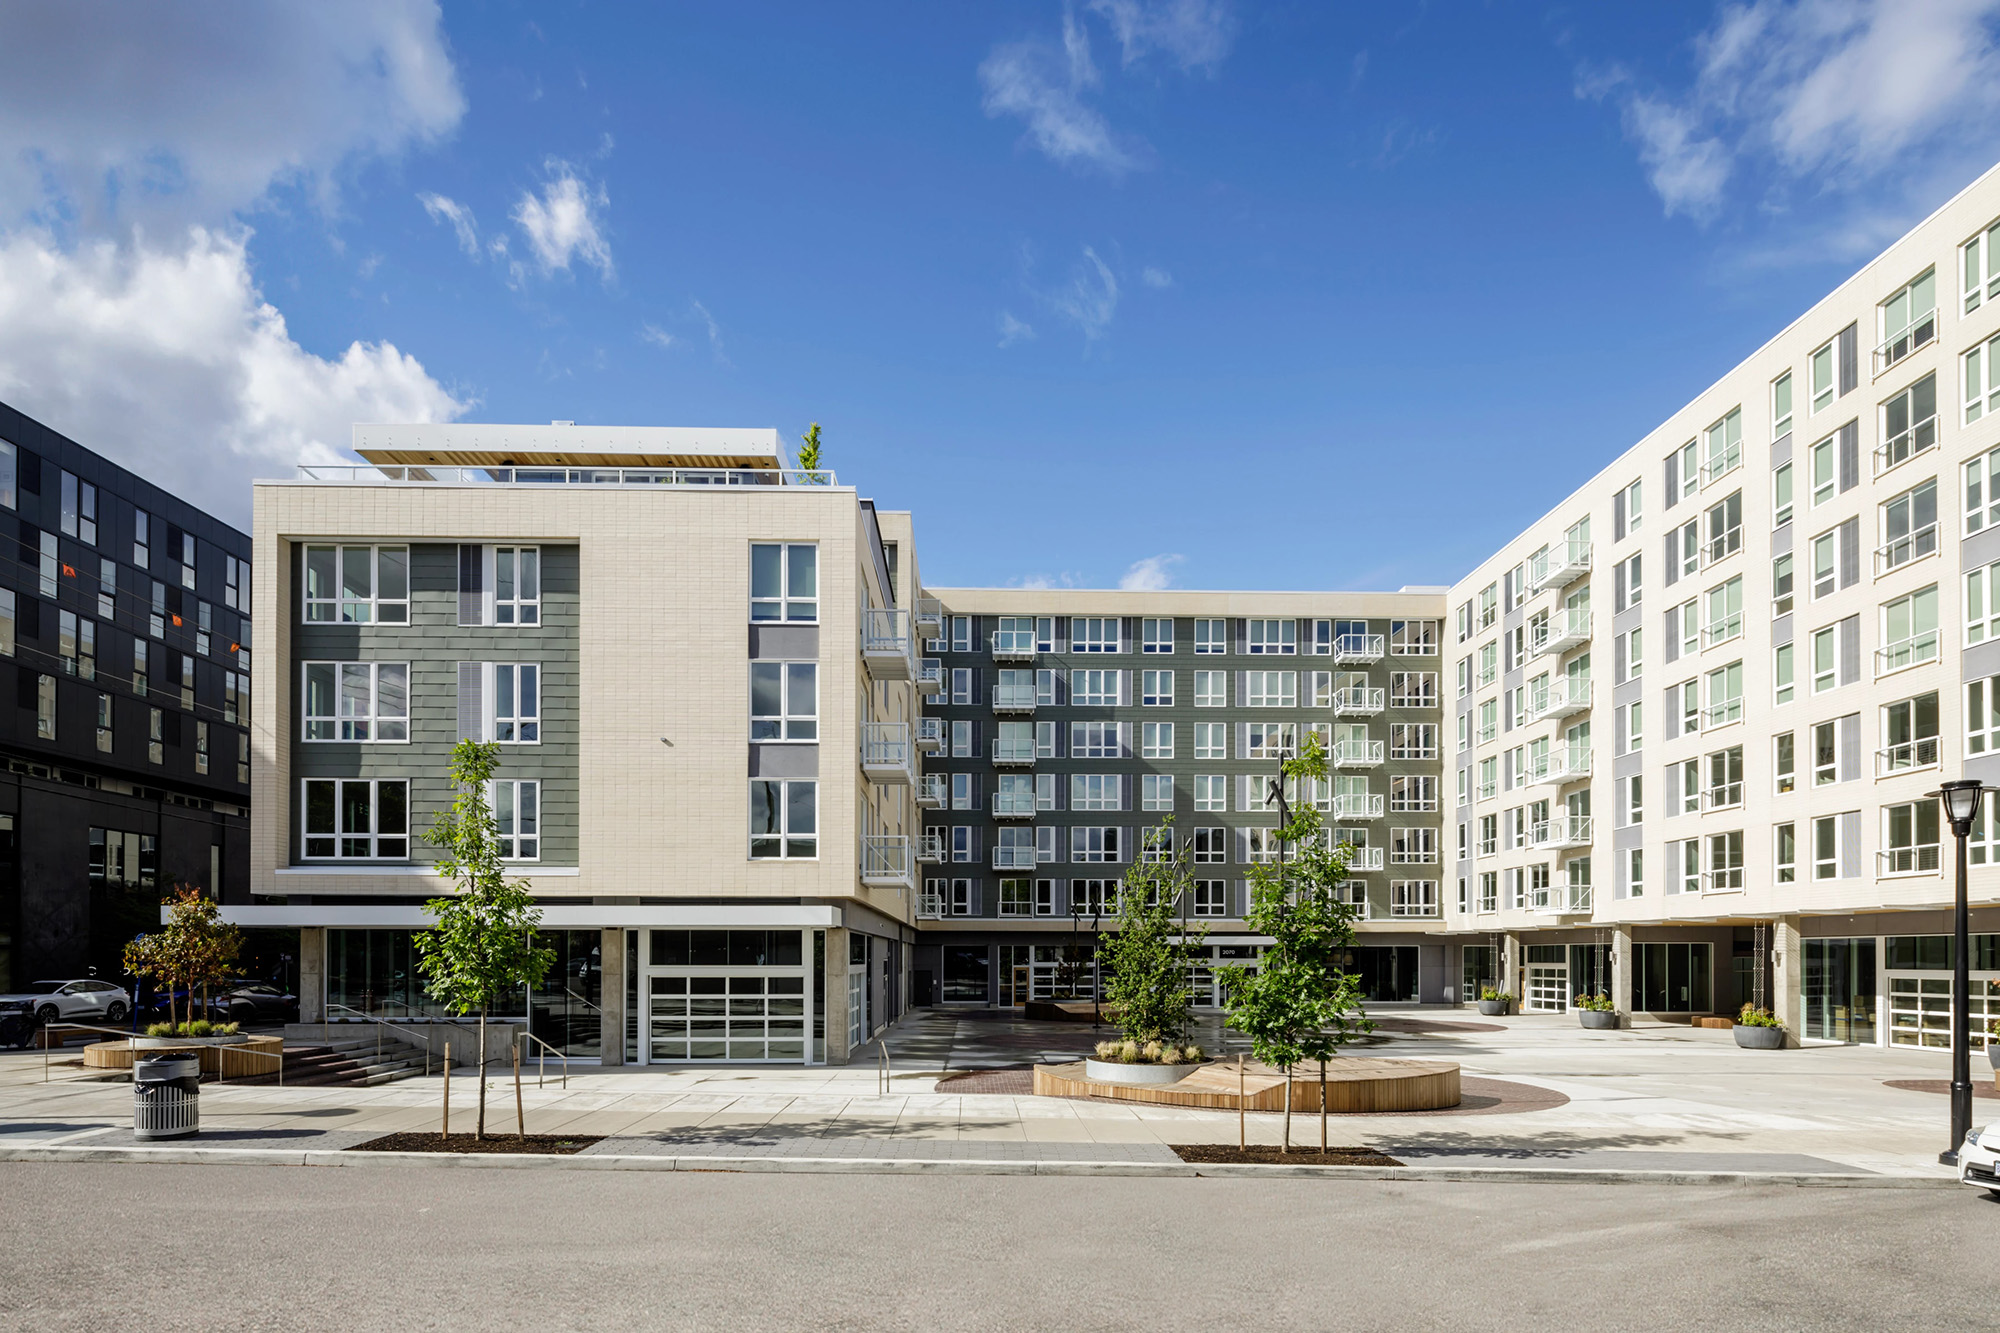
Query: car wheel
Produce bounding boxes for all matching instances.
[105,1002,129,1024]
[35,1005,59,1026]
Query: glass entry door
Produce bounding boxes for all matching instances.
[1803,938,1877,1043]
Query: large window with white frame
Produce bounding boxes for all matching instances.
[1070,669,1119,706]
[1963,218,2000,312]
[1881,691,1939,774]
[493,780,539,860]
[1194,721,1226,759]
[1879,585,1939,674]
[1390,723,1438,760]
[1389,672,1437,709]
[1967,561,2000,644]
[1142,618,1174,653]
[1810,337,1836,414]
[1963,332,2000,424]
[1878,372,1938,474]
[1878,269,1937,372]
[1070,721,1119,758]
[1071,827,1121,863]
[1193,618,1226,654]
[751,661,816,740]
[1190,827,1227,863]
[1879,480,1937,574]
[1968,675,2000,756]
[749,779,817,859]
[492,663,540,742]
[1070,617,1117,653]
[1246,619,1295,654]
[1194,670,1226,707]
[1881,800,1940,876]
[1809,432,1836,507]
[303,546,409,624]
[494,547,541,625]
[1390,620,1438,655]
[1141,721,1174,758]
[1071,774,1122,811]
[1141,669,1174,706]
[302,778,409,859]
[302,662,409,741]
[750,543,817,622]
[1968,446,2000,537]
[1194,774,1226,812]
[1191,880,1230,917]
[1772,370,1793,440]
[1245,721,1296,760]
[1141,775,1174,812]
[1244,670,1296,707]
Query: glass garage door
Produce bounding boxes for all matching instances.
[640,929,810,1064]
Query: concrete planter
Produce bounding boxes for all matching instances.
[1734,1025,1785,1049]
[1476,1000,1510,1017]
[1577,1010,1619,1030]
[132,1034,250,1049]
[1082,1058,1199,1085]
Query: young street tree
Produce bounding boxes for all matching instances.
[414,740,556,1139]
[123,884,243,1031]
[1219,732,1373,1151]
[1099,819,1208,1049]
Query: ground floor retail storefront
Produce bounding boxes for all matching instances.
[1799,909,2000,1052]
[217,902,913,1066]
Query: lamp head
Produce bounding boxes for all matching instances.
[1939,779,1986,832]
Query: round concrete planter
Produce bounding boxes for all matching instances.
[1577,1010,1619,1030]
[1733,1025,1785,1049]
[1476,1000,1510,1017]
[132,1034,249,1049]
[1082,1058,1199,1085]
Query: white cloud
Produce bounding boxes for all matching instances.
[1085,0,1234,72]
[1118,553,1183,591]
[0,227,467,527]
[0,0,463,229]
[639,321,676,350]
[997,311,1036,346]
[1140,266,1173,288]
[419,192,480,256]
[1582,0,2000,225]
[1045,246,1121,341]
[690,300,729,366]
[1009,571,1083,590]
[510,162,613,281]
[980,15,1142,175]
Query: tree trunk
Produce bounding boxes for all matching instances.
[1282,1064,1293,1153]
[476,1007,488,1140]
[1319,1058,1328,1152]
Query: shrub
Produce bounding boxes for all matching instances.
[186,1019,214,1037]
[1737,1004,1784,1030]
[1160,1046,1183,1066]
[1479,987,1514,1003]
[1118,1040,1140,1064]
[1182,1043,1204,1062]
[145,1022,173,1038]
[1574,993,1616,1013]
[1141,1040,1163,1062]
[1094,1040,1120,1060]
[216,1022,240,1036]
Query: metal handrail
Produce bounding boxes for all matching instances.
[38,1021,282,1086]
[326,1003,436,1077]
[877,1038,891,1095]
[297,463,834,488]
[514,1028,570,1089]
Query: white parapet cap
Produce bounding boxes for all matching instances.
[351,421,784,471]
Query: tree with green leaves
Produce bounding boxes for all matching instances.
[414,740,556,1139]
[123,884,243,1032]
[797,422,827,484]
[1219,732,1373,1151]
[1099,819,1208,1049]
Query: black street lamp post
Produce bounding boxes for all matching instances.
[1932,778,1986,1166]
[1090,905,1102,1027]
[1267,766,1292,912]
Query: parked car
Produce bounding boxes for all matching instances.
[150,980,298,1025]
[1958,1122,2000,1198]
[0,980,131,1029]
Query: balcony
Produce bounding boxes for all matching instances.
[1531,816,1593,850]
[992,790,1037,820]
[1703,699,1743,730]
[861,608,913,681]
[1333,633,1386,664]
[1875,525,1939,576]
[991,737,1037,767]
[916,829,947,863]
[916,658,944,695]
[1530,609,1591,658]
[1873,307,1936,377]
[1389,883,1441,918]
[991,845,1037,872]
[1524,747,1592,788]
[1879,845,1942,877]
[1703,781,1744,812]
[1874,409,1938,475]
[1523,677,1591,723]
[1875,630,1940,677]
[1532,539,1593,594]
[1533,880,1593,914]
[859,724,913,784]
[916,774,948,808]
[1699,869,1743,895]
[1331,739,1385,768]
[1702,525,1742,569]
[860,834,913,888]
[1702,615,1742,650]
[990,629,1037,662]
[991,682,1037,715]
[913,717,945,753]
[1343,846,1385,872]
[1699,444,1742,490]
[1331,793,1385,820]
[917,885,949,919]
[1877,737,1941,776]
[1332,687,1386,717]
[915,597,944,636]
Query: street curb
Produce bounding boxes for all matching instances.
[0,1143,1964,1187]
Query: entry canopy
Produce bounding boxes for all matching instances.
[352,422,784,472]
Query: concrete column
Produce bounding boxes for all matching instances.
[1503,931,1522,1003]
[1611,926,1634,1025]
[599,928,625,1066]
[825,927,851,1066]
[298,927,326,1023]
[1771,916,1803,1048]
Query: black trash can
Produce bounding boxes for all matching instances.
[134,1053,200,1140]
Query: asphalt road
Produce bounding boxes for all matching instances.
[2,1164,1994,1331]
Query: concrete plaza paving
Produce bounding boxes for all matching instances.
[1,1009,1991,1179]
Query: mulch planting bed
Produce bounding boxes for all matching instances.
[350,1132,604,1155]
[1883,1079,2000,1100]
[1172,1144,1403,1167]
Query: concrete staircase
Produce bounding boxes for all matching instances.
[267,1034,436,1087]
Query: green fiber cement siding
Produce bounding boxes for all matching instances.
[286,543,581,868]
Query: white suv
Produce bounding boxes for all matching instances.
[1959,1122,2000,1198]
[0,980,132,1027]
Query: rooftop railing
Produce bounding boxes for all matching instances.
[297,463,836,487]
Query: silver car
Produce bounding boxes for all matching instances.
[0,979,132,1028]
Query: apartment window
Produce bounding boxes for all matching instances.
[1703,408,1742,483]
[1477,584,1497,630]
[493,780,540,860]
[1968,675,2000,756]
[1141,721,1175,759]
[59,472,97,545]
[25,670,56,740]
[948,668,972,705]
[1675,678,1700,736]
[1071,827,1121,863]
[1774,643,1794,705]
[1706,746,1744,810]
[1390,775,1437,813]
[237,732,249,785]
[97,693,113,754]
[1074,669,1122,707]
[302,663,410,741]
[1191,827,1227,863]
[56,610,94,680]
[1775,823,1796,883]
[1456,657,1471,698]
[951,774,973,810]
[1191,880,1230,917]
[1072,774,1121,811]
[949,617,972,652]
[1773,555,1794,616]
[1969,447,2000,536]
[1245,670,1296,707]
[1620,479,1644,536]
[1671,760,1699,815]
[749,543,817,622]
[1964,332,2000,425]
[1882,800,1940,876]
[1706,830,1745,892]
[1477,871,1498,913]
[1879,586,1939,674]
[1625,773,1644,826]
[1672,518,1699,580]
[1620,627,1643,682]
[149,581,165,640]
[1141,669,1174,707]
[1194,721,1227,759]
[1626,700,1643,752]
[1071,617,1117,653]
[1390,723,1437,760]
[994,879,1033,918]
[303,545,410,625]
[1193,774,1227,812]
[491,664,540,743]
[1245,619,1295,655]
[1810,433,1836,506]
[1142,618,1174,653]
[1194,670,1226,707]
[224,555,245,613]
[1141,775,1175,812]
[1775,732,1795,793]
[1389,672,1437,709]
[749,779,817,859]
[1812,715,1859,786]
[1879,373,1938,474]
[1772,463,1794,529]
[1390,827,1437,865]
[1624,847,1644,898]
[1390,620,1438,655]
[1704,577,1743,648]
[1811,337,1836,413]
[1193,618,1226,654]
[1476,757,1497,802]
[147,707,161,763]
[1877,268,1937,371]
[1477,642,1497,688]
[224,672,243,725]
[1616,553,1642,611]
[1669,599,1696,659]
[1878,481,1938,577]
[1672,440,1699,503]
[1705,491,1742,565]
[1968,561,2000,646]
[1881,692,1940,774]
[1245,721,1297,760]
[302,779,410,859]
[1070,721,1119,758]
[1813,625,1838,693]
[949,720,971,758]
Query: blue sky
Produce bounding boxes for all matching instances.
[5,2,2000,591]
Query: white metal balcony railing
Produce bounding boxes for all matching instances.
[913,717,944,752]
[1876,524,1939,575]
[1699,445,1742,490]
[990,629,1037,662]
[1344,846,1386,872]
[1704,782,1744,812]
[1530,539,1593,594]
[1332,687,1386,716]
[1333,633,1386,664]
[916,659,944,694]
[1331,739,1386,768]
[1874,307,1936,377]
[1703,699,1744,730]
[1531,816,1593,850]
[1874,411,1938,475]
[992,790,1037,819]
[914,598,944,634]
[1524,747,1592,787]
[991,737,1037,766]
[861,608,913,679]
[1877,737,1941,775]
[991,684,1037,715]
[915,829,947,863]
[1876,631,1940,676]
[916,886,948,919]
[1530,610,1591,658]
[858,723,913,782]
[1390,883,1441,918]
[1702,526,1742,568]
[991,845,1037,872]
[916,774,948,808]
[1879,845,1942,877]
[860,834,913,886]
[1701,615,1742,650]
[1331,793,1385,820]
[1699,869,1743,895]
[1475,723,1498,746]
[297,463,835,488]
[1523,677,1591,723]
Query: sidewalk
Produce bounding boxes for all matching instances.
[0,1009,1985,1183]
